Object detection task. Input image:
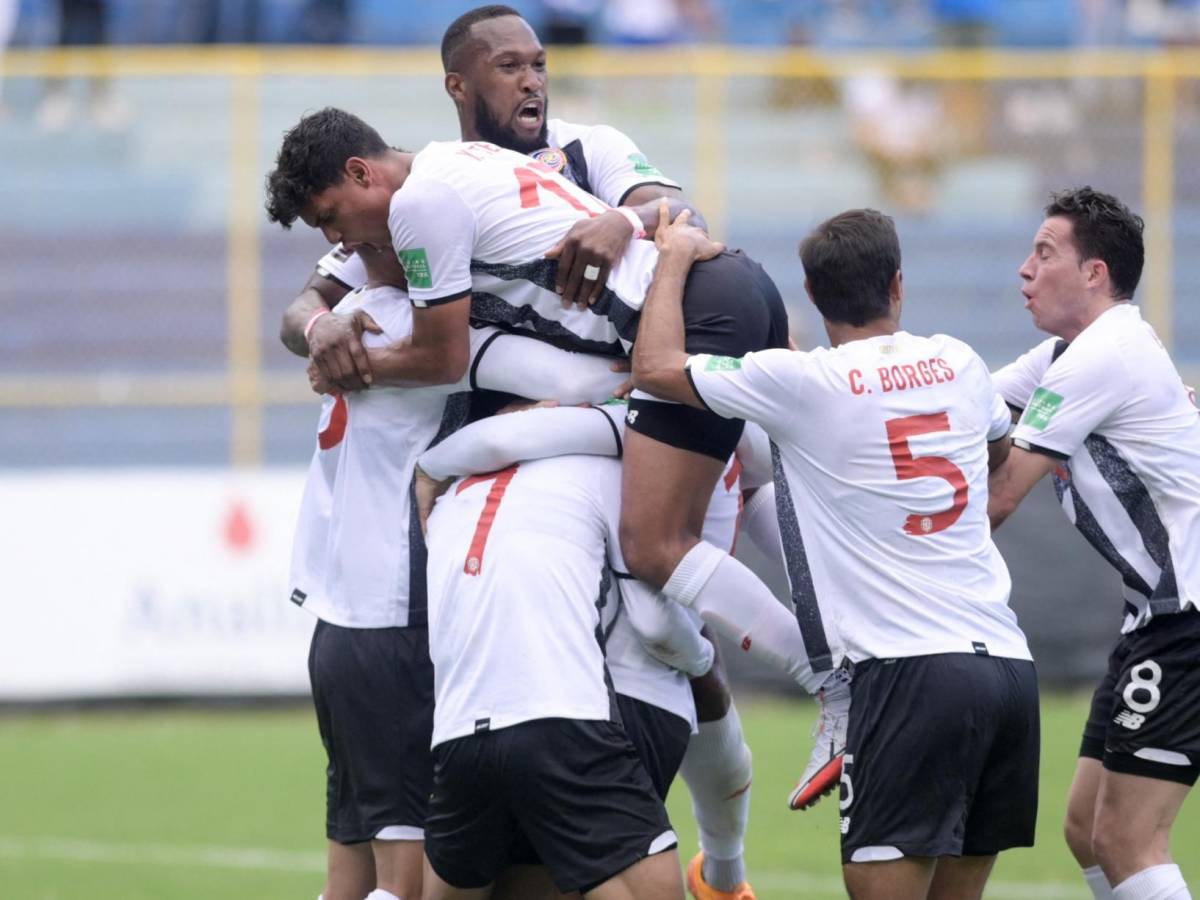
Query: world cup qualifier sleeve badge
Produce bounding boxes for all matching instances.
[531,147,568,174]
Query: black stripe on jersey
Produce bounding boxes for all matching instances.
[595,563,621,723]
[771,440,833,673]
[683,366,713,412]
[593,405,623,457]
[1084,435,1179,607]
[468,328,506,390]
[561,139,593,196]
[472,258,640,349]
[407,393,472,627]
[1051,338,1071,362]
[1013,437,1071,461]
[468,289,627,356]
[411,289,470,309]
[1052,462,1156,601]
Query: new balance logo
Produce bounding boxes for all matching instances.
[1114,710,1146,730]
[839,816,850,835]
[626,410,639,425]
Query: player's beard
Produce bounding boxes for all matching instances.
[472,95,548,156]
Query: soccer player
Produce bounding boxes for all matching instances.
[281,4,696,391]
[418,446,685,900]
[633,203,1039,900]
[291,247,626,900]
[989,187,1199,900]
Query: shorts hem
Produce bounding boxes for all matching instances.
[574,836,678,895]
[841,841,961,866]
[1104,751,1200,786]
[1080,736,1106,760]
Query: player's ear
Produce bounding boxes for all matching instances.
[344,157,371,187]
[890,270,903,302]
[445,72,466,105]
[1084,257,1109,294]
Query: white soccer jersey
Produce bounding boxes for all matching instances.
[288,285,455,629]
[417,401,739,731]
[388,141,657,354]
[425,454,624,747]
[686,333,1031,667]
[314,118,678,292]
[994,303,1200,633]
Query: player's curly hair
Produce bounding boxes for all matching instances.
[799,209,901,327]
[441,5,522,73]
[265,107,388,228]
[1045,187,1144,301]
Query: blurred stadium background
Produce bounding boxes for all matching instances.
[1,0,1198,897]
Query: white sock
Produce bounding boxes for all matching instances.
[1113,864,1192,900]
[679,702,752,890]
[365,891,402,900]
[662,542,823,693]
[1085,865,1116,900]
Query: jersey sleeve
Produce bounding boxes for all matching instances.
[992,337,1058,413]
[685,349,803,433]
[1010,337,1129,460]
[315,244,368,291]
[582,124,681,207]
[416,404,623,481]
[388,179,474,309]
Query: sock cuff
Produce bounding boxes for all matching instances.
[1083,865,1114,900]
[1114,864,1187,900]
[662,541,725,607]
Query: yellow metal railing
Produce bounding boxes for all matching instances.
[3,46,1193,464]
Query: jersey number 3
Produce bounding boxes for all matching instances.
[885,412,968,535]
[456,464,519,575]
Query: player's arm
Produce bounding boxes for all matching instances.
[616,577,714,678]
[630,202,725,406]
[364,295,471,388]
[988,445,1057,529]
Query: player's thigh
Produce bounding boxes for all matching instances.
[310,622,434,844]
[510,718,678,896]
[927,854,996,900]
[583,848,684,900]
[492,865,577,900]
[621,428,725,535]
[1093,770,1191,864]
[843,856,935,900]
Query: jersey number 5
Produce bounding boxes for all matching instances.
[885,412,968,535]
[456,464,519,575]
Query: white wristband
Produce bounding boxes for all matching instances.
[615,206,647,239]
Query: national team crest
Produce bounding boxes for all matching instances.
[531,148,567,173]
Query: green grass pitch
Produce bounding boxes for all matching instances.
[1,694,1195,899]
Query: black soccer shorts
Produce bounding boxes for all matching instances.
[425,717,677,893]
[616,693,692,801]
[308,620,434,844]
[1080,609,1200,786]
[626,249,789,462]
[839,653,1040,865]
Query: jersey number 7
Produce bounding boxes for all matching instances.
[456,464,519,575]
[885,412,968,535]
[514,163,603,218]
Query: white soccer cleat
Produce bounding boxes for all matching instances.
[788,666,851,811]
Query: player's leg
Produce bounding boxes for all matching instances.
[492,864,575,900]
[324,840,375,900]
[466,326,626,404]
[843,857,935,900]
[926,855,996,900]
[371,838,424,900]
[1090,612,1200,897]
[585,850,685,900]
[1066,759,1111,898]
[1092,773,1191,894]
[679,652,755,900]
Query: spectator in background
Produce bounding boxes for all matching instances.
[932,0,997,155]
[37,0,128,130]
[602,0,715,44]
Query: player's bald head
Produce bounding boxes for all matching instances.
[441,5,528,73]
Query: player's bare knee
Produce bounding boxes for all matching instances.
[689,667,731,722]
[1062,806,1095,864]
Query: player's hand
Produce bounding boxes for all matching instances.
[414,465,452,536]
[308,310,382,392]
[307,360,335,395]
[544,210,638,309]
[653,199,724,263]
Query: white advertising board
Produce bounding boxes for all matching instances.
[0,468,314,700]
